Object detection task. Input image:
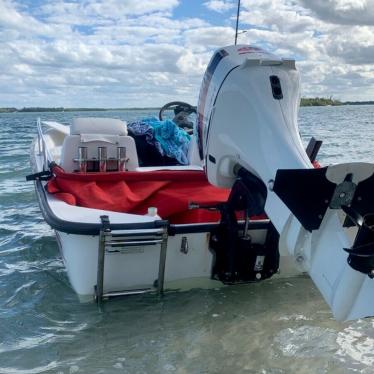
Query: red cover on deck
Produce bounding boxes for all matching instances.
[47,166,231,224]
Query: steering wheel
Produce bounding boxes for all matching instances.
[159,101,197,133]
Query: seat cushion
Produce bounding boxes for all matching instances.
[71,117,128,136]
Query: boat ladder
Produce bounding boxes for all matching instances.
[94,215,169,304]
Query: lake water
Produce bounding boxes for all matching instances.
[1,106,374,373]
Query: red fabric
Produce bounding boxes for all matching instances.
[312,160,321,168]
[47,166,229,223]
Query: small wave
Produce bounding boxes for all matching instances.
[336,320,374,367]
[0,361,59,374]
[41,322,88,334]
[0,332,56,354]
[1,258,63,279]
[3,281,41,308]
[0,179,34,196]
[274,325,339,358]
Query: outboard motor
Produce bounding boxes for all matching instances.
[197,45,310,191]
[196,45,374,320]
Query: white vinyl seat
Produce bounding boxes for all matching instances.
[60,117,139,172]
[71,117,128,136]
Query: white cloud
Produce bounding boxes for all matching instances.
[204,0,236,13]
[0,0,71,37]
[300,0,374,25]
[183,26,234,48]
[324,26,374,65]
[0,0,372,107]
[176,50,209,74]
[236,0,374,100]
[39,0,180,23]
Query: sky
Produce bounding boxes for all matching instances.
[0,0,373,108]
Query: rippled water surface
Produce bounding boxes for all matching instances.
[1,106,374,373]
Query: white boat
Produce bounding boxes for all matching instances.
[29,44,374,321]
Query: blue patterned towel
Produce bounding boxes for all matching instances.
[128,117,191,165]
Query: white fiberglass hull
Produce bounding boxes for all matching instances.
[31,126,299,301]
[55,228,299,299]
[56,230,214,298]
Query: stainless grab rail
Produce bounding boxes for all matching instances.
[106,240,163,246]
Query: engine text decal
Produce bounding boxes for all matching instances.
[237,46,265,55]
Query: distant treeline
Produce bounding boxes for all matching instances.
[0,100,373,113]
[300,97,342,106]
[343,101,374,106]
[301,98,374,106]
[0,107,108,113]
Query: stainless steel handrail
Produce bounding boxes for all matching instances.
[110,228,165,236]
[105,239,163,246]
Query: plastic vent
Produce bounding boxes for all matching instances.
[270,75,283,100]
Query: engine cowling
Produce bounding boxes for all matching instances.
[196,44,311,190]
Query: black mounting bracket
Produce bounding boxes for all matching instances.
[26,169,53,181]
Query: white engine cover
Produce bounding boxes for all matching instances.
[197,45,311,189]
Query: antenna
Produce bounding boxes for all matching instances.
[234,0,241,45]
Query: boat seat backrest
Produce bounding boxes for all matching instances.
[60,117,138,172]
[71,117,128,136]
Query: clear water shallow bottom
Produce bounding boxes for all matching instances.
[1,106,374,373]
